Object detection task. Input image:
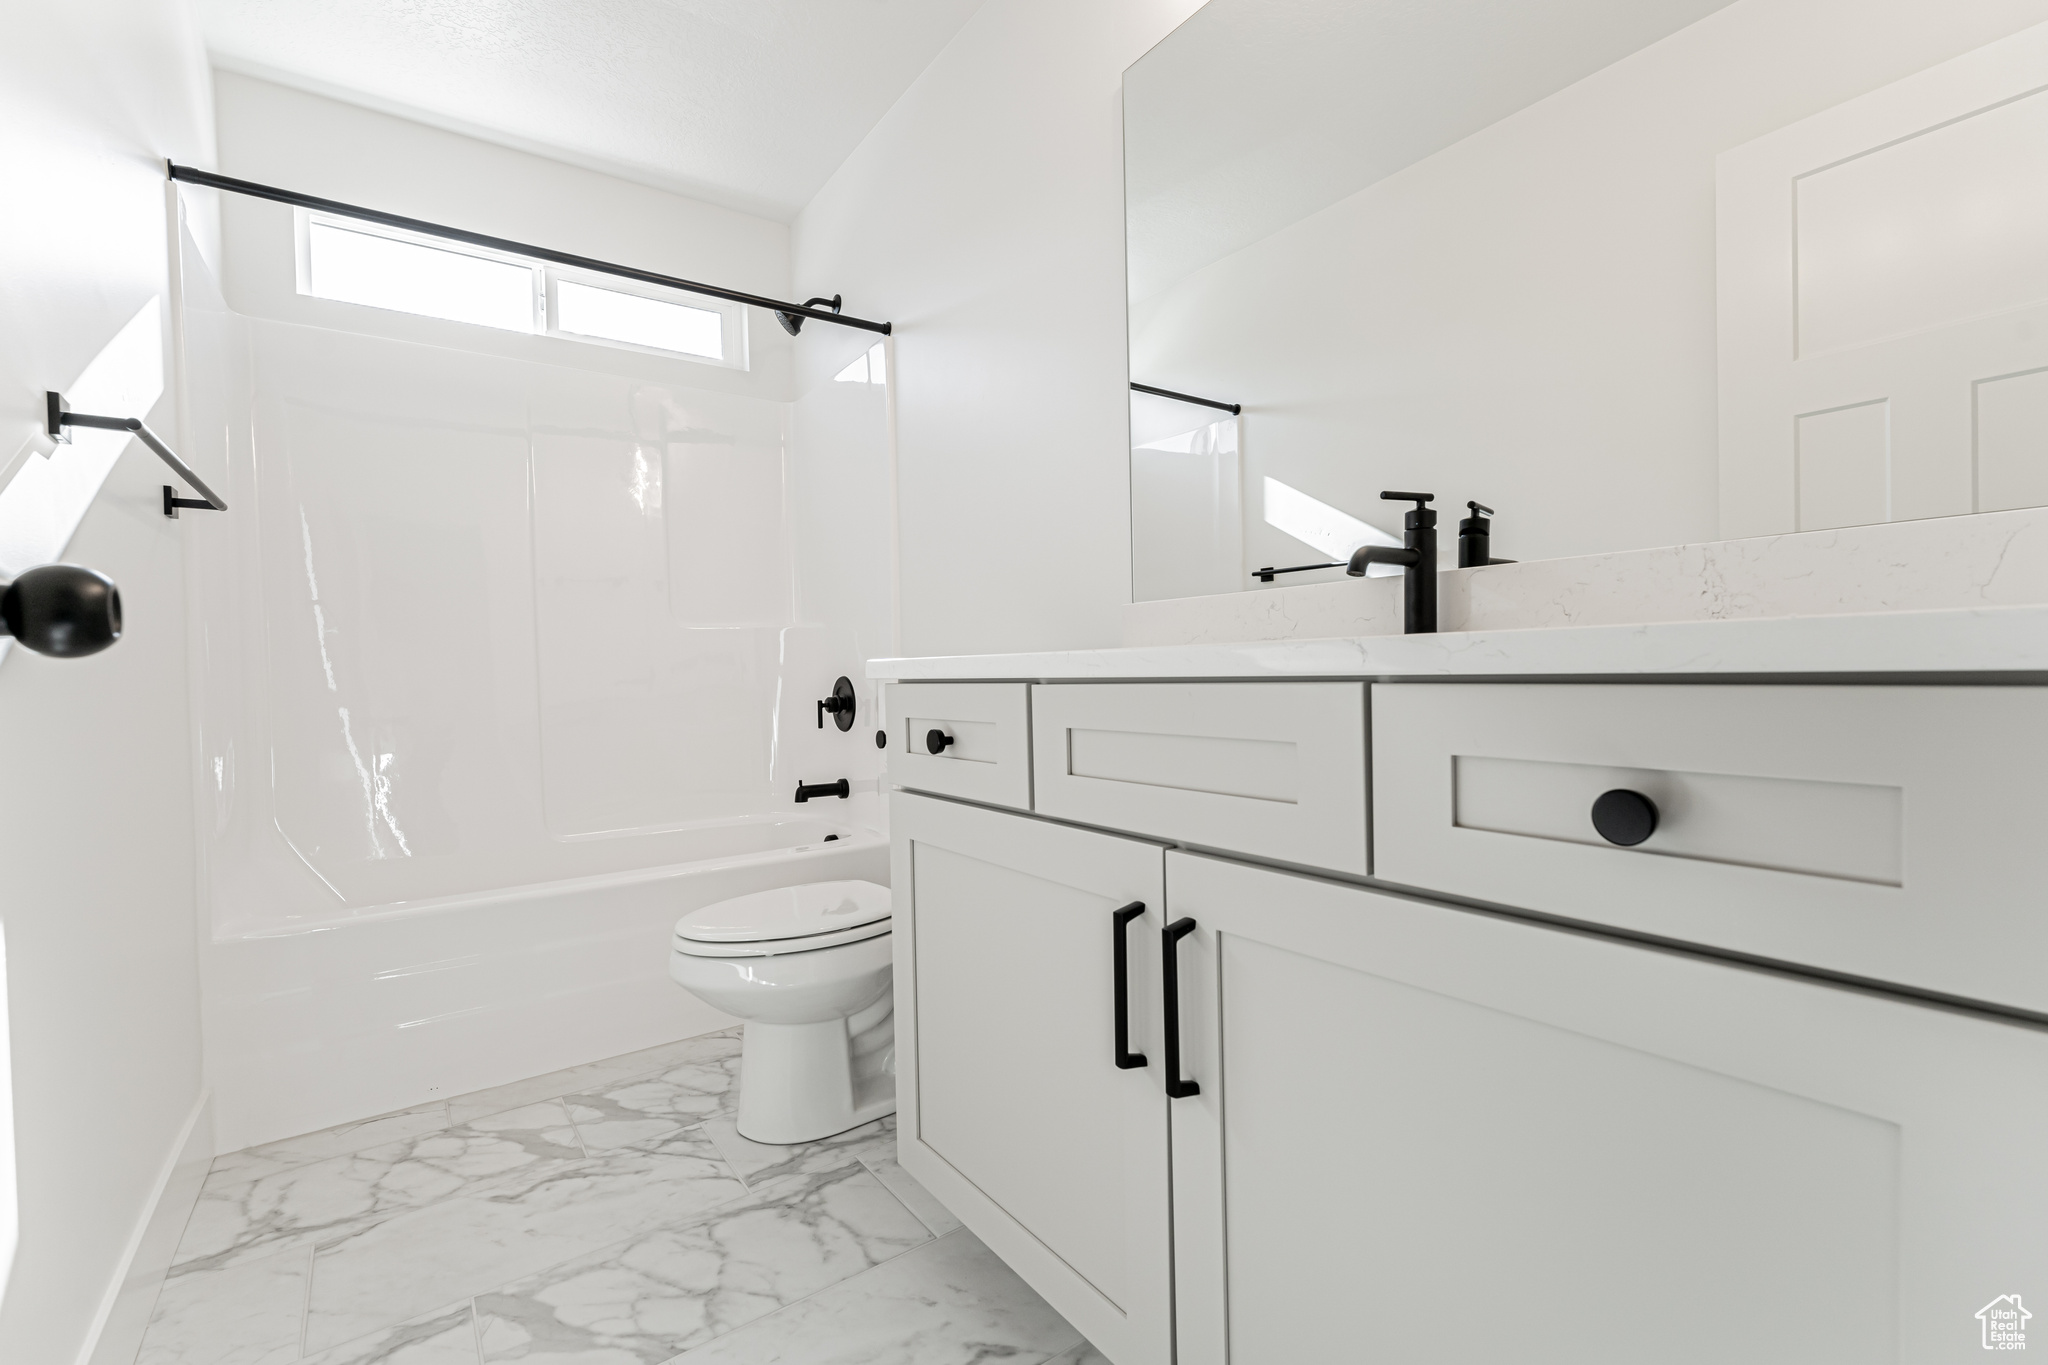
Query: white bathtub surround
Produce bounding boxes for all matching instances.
[175,152,895,1151]
[205,829,885,1153]
[137,1035,1086,1365]
[1126,503,2048,647]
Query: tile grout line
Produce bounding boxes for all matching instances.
[468,1295,485,1365]
[854,1150,953,1240]
[296,1243,315,1359]
[557,1097,593,1160]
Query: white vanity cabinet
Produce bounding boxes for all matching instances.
[881,656,2048,1365]
[888,792,1175,1365]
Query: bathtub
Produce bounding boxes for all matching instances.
[202,810,890,1151]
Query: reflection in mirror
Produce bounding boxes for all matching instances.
[1125,0,2048,601]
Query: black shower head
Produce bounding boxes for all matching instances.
[774,295,843,336]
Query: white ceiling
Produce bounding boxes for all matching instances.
[1124,0,1740,300]
[197,0,989,222]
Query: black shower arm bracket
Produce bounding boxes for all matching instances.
[46,392,226,517]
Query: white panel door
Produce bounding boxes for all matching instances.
[1720,19,2048,536]
[890,792,1172,1365]
[1167,849,2048,1365]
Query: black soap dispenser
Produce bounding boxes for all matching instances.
[1458,502,1514,568]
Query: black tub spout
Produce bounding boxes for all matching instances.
[795,778,851,802]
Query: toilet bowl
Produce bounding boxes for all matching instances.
[669,879,895,1144]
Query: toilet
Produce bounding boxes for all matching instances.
[668,879,895,1144]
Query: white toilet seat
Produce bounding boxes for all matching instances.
[671,920,890,958]
[673,878,891,958]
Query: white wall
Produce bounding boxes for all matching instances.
[1131,0,2048,574]
[792,0,1206,658]
[0,3,215,1362]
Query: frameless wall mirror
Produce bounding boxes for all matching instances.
[1125,0,2048,601]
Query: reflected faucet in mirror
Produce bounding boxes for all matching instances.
[1252,494,1510,635]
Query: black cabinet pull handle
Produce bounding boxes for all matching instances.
[1162,917,1200,1099]
[926,729,953,754]
[1112,903,1148,1070]
[1591,788,1658,846]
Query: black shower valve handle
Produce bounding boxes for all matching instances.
[816,676,857,731]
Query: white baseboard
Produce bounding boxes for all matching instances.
[78,1090,212,1365]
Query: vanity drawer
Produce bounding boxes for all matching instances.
[1373,683,2048,1014]
[885,682,1033,809]
[1032,682,1368,873]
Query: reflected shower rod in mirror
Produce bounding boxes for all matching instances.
[1131,382,1241,416]
[165,163,892,337]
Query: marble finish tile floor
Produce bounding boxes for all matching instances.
[137,1029,1093,1365]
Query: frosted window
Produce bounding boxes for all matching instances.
[307,222,535,333]
[556,280,723,360]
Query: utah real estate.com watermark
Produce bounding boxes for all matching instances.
[1980,1296,2031,1350]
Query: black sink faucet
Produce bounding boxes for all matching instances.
[1347,491,1437,634]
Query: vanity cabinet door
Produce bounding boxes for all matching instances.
[891,792,1172,1365]
[1165,849,2048,1365]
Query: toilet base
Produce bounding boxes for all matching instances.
[735,992,897,1145]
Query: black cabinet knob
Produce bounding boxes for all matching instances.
[875,729,887,749]
[1591,789,1658,846]
[926,729,953,754]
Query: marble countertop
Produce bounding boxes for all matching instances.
[869,603,2048,681]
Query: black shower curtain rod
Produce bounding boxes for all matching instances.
[1130,382,1240,416]
[167,163,892,336]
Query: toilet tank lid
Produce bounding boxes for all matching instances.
[674,879,891,944]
